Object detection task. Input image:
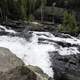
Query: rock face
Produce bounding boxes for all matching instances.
[50,52,80,80]
[27,65,51,80]
[1,20,57,32]
[0,65,53,80]
[0,66,37,80]
[0,47,52,80]
[0,47,24,72]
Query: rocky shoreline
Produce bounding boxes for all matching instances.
[1,20,80,37]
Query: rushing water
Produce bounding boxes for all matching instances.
[0,25,80,77]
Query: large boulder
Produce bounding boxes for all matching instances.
[0,20,57,33]
[27,65,52,80]
[0,47,24,72]
[0,66,37,80]
[0,65,53,80]
[0,47,53,80]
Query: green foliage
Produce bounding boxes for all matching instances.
[0,0,8,20]
[59,11,78,33]
[47,0,80,10]
[0,0,42,21]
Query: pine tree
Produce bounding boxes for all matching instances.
[62,11,78,33]
[0,0,44,21]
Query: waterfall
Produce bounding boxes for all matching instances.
[0,25,80,78]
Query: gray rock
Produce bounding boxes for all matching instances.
[0,47,53,80]
[0,66,37,80]
[0,65,53,80]
[0,47,24,72]
[50,51,80,80]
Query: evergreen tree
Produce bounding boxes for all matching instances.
[0,0,42,20]
[60,11,78,33]
[0,0,8,20]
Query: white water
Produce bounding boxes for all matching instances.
[0,25,80,77]
[0,34,54,77]
[0,25,16,33]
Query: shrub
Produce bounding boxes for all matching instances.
[59,11,79,33]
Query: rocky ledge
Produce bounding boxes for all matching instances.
[50,51,80,80]
[0,47,53,80]
[1,20,57,32]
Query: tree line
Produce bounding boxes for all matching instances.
[0,0,42,20]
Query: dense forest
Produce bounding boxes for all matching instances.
[0,0,80,20]
[0,0,42,20]
[0,0,80,34]
[47,0,80,10]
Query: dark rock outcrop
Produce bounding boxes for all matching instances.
[0,20,58,33]
[1,20,27,32]
[50,51,80,80]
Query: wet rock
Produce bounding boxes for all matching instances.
[50,51,80,80]
[52,33,72,38]
[38,37,78,47]
[1,20,28,32]
[27,65,53,80]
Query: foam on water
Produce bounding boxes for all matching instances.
[0,26,80,77]
[0,34,54,77]
[0,25,16,33]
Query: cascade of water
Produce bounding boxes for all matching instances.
[0,25,80,77]
[0,25,16,33]
[0,33,54,77]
